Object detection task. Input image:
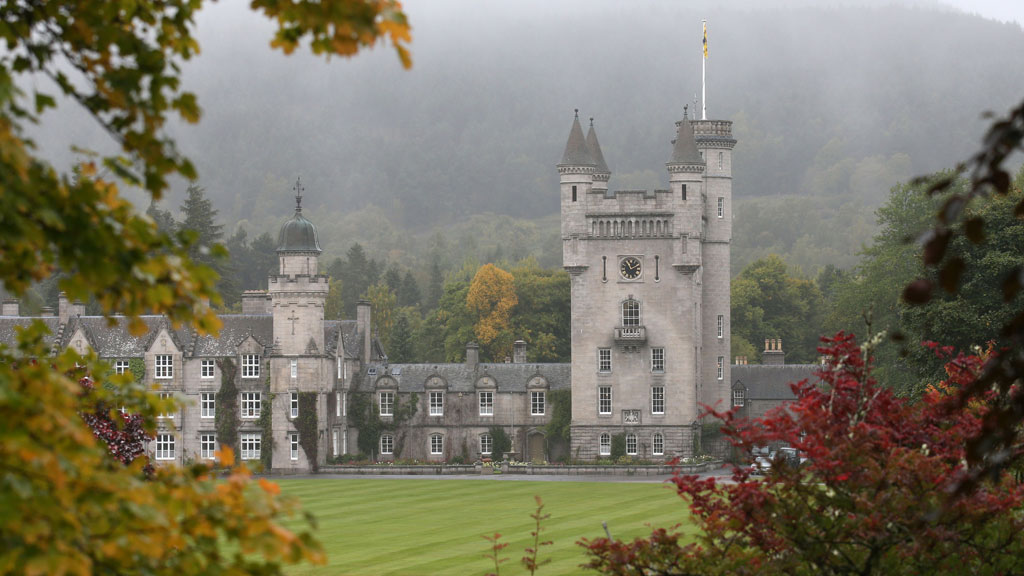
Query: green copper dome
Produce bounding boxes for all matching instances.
[276,178,322,253]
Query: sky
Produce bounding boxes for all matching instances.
[941,0,1024,26]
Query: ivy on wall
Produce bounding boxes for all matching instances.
[544,389,571,443]
[258,370,273,470]
[296,392,318,471]
[349,388,418,459]
[215,358,239,460]
[127,358,146,385]
[489,426,511,461]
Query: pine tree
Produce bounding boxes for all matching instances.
[398,270,422,308]
[426,256,444,310]
[179,182,223,265]
[389,312,414,362]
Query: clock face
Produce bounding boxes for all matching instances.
[619,256,642,280]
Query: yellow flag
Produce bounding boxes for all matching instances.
[703,22,708,58]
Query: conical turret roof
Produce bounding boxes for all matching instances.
[559,110,595,166]
[585,118,610,174]
[669,108,704,165]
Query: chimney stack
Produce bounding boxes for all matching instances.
[58,292,69,324]
[763,338,786,365]
[465,342,479,371]
[356,299,372,361]
[40,306,55,317]
[513,340,527,364]
[241,290,270,315]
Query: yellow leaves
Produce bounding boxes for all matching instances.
[259,477,281,495]
[468,264,518,351]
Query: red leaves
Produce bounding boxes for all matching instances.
[583,333,1024,575]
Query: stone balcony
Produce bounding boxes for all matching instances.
[614,326,646,343]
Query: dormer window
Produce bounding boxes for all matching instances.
[242,354,260,379]
[155,355,173,379]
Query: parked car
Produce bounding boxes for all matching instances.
[750,456,772,476]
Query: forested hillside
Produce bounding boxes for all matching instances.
[26,1,1024,277]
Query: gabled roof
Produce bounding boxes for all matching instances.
[559,111,595,167]
[585,119,610,174]
[59,316,192,358]
[364,362,571,394]
[190,315,273,357]
[0,317,60,350]
[732,364,820,400]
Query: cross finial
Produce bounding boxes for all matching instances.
[590,117,594,127]
[293,177,304,213]
[574,108,579,119]
[684,104,688,119]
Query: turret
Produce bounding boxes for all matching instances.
[585,118,611,193]
[269,178,329,355]
[558,110,594,267]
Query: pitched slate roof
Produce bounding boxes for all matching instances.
[732,364,820,400]
[585,120,610,174]
[668,115,704,165]
[0,317,60,349]
[364,362,571,394]
[190,315,274,357]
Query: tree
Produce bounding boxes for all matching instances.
[467,264,518,361]
[180,183,235,305]
[0,0,411,572]
[340,243,373,317]
[509,261,570,362]
[426,255,445,310]
[398,270,422,309]
[388,311,415,363]
[367,282,397,353]
[582,333,1024,575]
[730,256,825,363]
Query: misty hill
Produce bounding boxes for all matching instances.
[30,1,1024,275]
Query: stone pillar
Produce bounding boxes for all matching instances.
[513,340,527,364]
[356,300,372,362]
[465,342,479,371]
[2,299,19,316]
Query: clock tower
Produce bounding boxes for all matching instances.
[560,107,734,460]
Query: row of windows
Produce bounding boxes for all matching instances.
[598,432,666,456]
[379,390,547,417]
[597,386,665,416]
[158,392,302,420]
[155,432,300,461]
[144,355,261,380]
[378,433,500,457]
[598,349,726,380]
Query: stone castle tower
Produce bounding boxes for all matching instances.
[559,108,735,459]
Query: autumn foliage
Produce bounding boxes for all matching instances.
[468,264,519,355]
[582,333,1024,575]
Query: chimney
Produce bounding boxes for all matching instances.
[763,338,786,366]
[241,290,270,315]
[2,298,19,317]
[58,292,69,324]
[513,340,527,364]
[465,342,479,371]
[70,299,86,318]
[356,299,372,362]
[40,306,55,317]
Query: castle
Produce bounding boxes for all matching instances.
[0,108,815,470]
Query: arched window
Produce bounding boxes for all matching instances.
[652,433,664,456]
[626,433,637,455]
[430,434,443,455]
[599,433,611,456]
[621,299,640,327]
[380,434,394,455]
[480,433,493,455]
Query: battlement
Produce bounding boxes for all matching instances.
[693,120,736,147]
[587,215,675,239]
[268,274,330,286]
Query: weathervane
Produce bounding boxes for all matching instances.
[293,177,304,212]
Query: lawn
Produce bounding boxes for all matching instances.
[276,477,696,576]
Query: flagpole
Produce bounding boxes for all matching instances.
[702,19,707,120]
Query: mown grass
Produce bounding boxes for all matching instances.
[277,478,696,576]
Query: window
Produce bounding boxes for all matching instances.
[621,299,640,327]
[240,433,261,460]
[338,357,343,379]
[242,354,260,379]
[480,433,492,455]
[651,347,665,373]
[290,392,299,419]
[333,429,339,456]
[599,386,612,415]
[336,392,341,417]
[652,386,665,414]
[114,360,129,375]
[155,354,172,379]
[201,393,215,419]
[599,433,611,456]
[201,359,214,379]
[717,356,725,380]
[626,433,637,455]
[380,434,394,455]
[598,348,612,373]
[531,391,545,416]
[158,392,173,419]
[653,433,664,455]
[430,434,443,455]
[290,359,298,379]
[479,391,493,416]
[379,391,394,416]
[733,388,746,407]
[717,314,724,339]
[429,391,444,416]
[241,392,261,419]
[201,434,216,460]
[155,434,175,460]
[718,151,723,169]
[571,184,577,202]
[681,183,686,200]
[717,197,724,218]
[290,433,299,460]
